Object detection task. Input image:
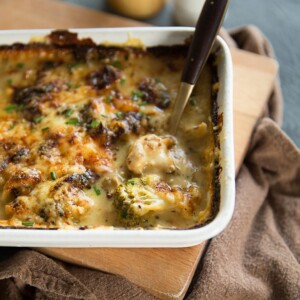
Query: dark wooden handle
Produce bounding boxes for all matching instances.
[182,0,229,85]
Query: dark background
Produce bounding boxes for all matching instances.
[1,0,299,261]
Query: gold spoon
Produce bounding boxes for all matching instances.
[169,0,229,134]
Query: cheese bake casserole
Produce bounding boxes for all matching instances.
[0,30,221,229]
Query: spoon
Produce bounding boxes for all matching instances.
[169,0,229,134]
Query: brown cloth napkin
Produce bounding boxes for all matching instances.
[0,26,299,300]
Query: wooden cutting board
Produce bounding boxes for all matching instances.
[40,50,278,300]
[0,0,278,299]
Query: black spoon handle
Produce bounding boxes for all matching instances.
[182,0,229,85]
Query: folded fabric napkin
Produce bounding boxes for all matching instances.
[0,26,299,300]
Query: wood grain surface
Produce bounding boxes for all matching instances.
[0,0,278,299]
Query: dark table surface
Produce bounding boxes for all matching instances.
[1,0,299,261]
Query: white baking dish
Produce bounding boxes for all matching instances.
[0,27,234,247]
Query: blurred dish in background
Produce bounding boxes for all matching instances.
[107,0,166,19]
[173,0,205,26]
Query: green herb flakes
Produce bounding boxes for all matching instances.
[66,118,79,125]
[138,101,147,107]
[131,90,144,101]
[112,61,121,68]
[126,180,135,185]
[67,63,80,70]
[93,186,101,196]
[90,119,100,128]
[16,62,25,69]
[116,112,123,119]
[4,104,19,113]
[50,171,57,180]
[22,221,34,226]
[64,109,73,117]
[34,115,43,124]
[189,97,196,106]
[120,78,126,85]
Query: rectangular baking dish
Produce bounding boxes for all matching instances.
[0,27,234,247]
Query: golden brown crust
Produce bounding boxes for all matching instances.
[0,30,220,229]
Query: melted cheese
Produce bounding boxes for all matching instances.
[127,134,176,175]
[0,34,218,229]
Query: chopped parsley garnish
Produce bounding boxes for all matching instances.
[126,180,135,185]
[9,123,15,130]
[33,115,43,124]
[66,82,72,89]
[64,109,73,117]
[121,210,128,219]
[16,62,25,69]
[189,97,196,106]
[100,114,108,118]
[138,101,147,107]
[67,63,80,70]
[131,90,144,101]
[4,104,19,113]
[106,95,112,103]
[42,127,49,132]
[6,78,13,85]
[93,186,101,196]
[112,60,121,68]
[66,118,79,125]
[120,78,126,85]
[22,221,34,226]
[50,171,57,180]
[116,112,123,119]
[90,119,100,128]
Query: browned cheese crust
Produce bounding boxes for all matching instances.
[0,31,220,229]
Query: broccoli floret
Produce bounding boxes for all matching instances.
[113,175,166,227]
[113,175,201,227]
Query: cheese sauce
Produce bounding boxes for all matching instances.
[0,31,220,229]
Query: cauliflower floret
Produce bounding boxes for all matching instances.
[126,134,176,175]
[101,171,124,197]
[5,171,95,227]
[2,167,41,201]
